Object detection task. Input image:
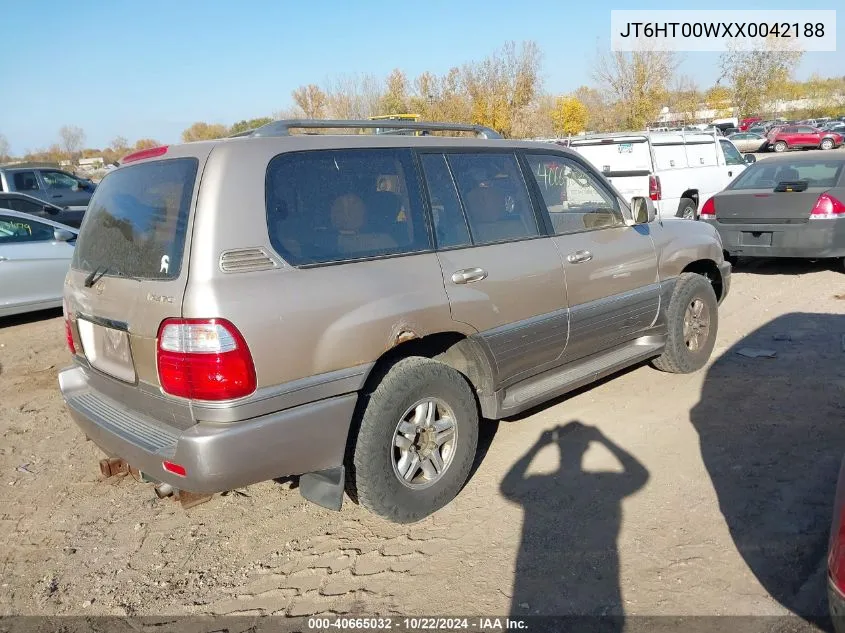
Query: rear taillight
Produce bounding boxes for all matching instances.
[63,299,76,355]
[810,193,845,220]
[649,175,662,201]
[156,318,256,401]
[700,197,716,218]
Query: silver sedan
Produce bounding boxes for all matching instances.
[0,208,77,318]
[728,132,768,153]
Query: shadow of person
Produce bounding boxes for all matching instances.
[690,312,845,627]
[501,420,648,630]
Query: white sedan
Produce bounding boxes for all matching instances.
[0,209,77,318]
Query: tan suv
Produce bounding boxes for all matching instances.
[59,119,731,523]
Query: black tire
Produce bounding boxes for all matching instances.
[773,141,788,153]
[821,138,835,150]
[652,273,719,374]
[676,197,697,220]
[349,357,478,523]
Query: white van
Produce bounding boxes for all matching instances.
[565,131,752,220]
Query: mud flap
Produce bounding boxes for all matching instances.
[299,466,345,511]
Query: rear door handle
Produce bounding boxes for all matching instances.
[728,170,733,177]
[567,250,593,264]
[451,267,488,284]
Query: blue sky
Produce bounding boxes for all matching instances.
[1,1,841,154]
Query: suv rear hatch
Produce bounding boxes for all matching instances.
[64,149,206,429]
[715,160,844,223]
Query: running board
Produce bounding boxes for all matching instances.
[497,336,665,418]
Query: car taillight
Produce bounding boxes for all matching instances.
[700,197,716,218]
[810,193,845,220]
[649,175,662,201]
[63,299,76,355]
[156,318,256,401]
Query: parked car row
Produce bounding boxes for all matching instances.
[727,124,844,154]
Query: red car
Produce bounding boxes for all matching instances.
[767,125,844,152]
[739,117,762,131]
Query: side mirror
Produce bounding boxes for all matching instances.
[631,196,656,224]
[53,228,75,242]
[43,204,60,215]
[744,154,757,164]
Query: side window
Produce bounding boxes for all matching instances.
[12,171,41,192]
[4,197,44,214]
[419,154,471,249]
[0,215,55,243]
[446,153,538,245]
[720,139,745,166]
[525,154,624,235]
[41,170,80,190]
[265,149,430,265]
[797,126,815,134]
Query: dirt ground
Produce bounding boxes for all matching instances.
[1,259,844,628]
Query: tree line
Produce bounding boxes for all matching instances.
[2,40,843,167]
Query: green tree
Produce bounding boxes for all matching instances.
[229,117,274,135]
[181,122,229,143]
[550,96,589,135]
[704,85,733,118]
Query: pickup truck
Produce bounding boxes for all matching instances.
[0,166,95,208]
[566,131,756,220]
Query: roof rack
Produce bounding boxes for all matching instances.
[232,119,503,139]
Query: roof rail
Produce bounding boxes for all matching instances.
[232,119,503,139]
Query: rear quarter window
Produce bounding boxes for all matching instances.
[71,158,198,280]
[265,149,430,265]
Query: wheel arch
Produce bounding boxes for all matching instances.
[682,258,724,301]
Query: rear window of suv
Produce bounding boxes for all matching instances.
[265,149,430,265]
[72,158,198,280]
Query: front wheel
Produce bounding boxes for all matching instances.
[821,138,835,150]
[652,273,719,374]
[349,357,479,523]
[773,141,788,153]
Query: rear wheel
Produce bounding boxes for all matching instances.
[349,357,478,523]
[821,138,835,150]
[677,197,697,220]
[652,273,719,374]
[773,141,788,153]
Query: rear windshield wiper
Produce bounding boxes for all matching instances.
[83,266,142,287]
[84,266,108,288]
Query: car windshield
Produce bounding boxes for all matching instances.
[729,160,844,190]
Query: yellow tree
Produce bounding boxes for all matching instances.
[378,69,410,115]
[592,48,677,130]
[292,84,327,119]
[704,85,733,118]
[134,139,161,150]
[181,122,228,142]
[550,96,588,135]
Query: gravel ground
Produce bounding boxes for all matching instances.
[1,259,844,631]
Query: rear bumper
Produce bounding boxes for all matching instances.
[706,218,845,259]
[59,365,357,494]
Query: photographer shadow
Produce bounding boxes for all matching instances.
[501,421,648,629]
